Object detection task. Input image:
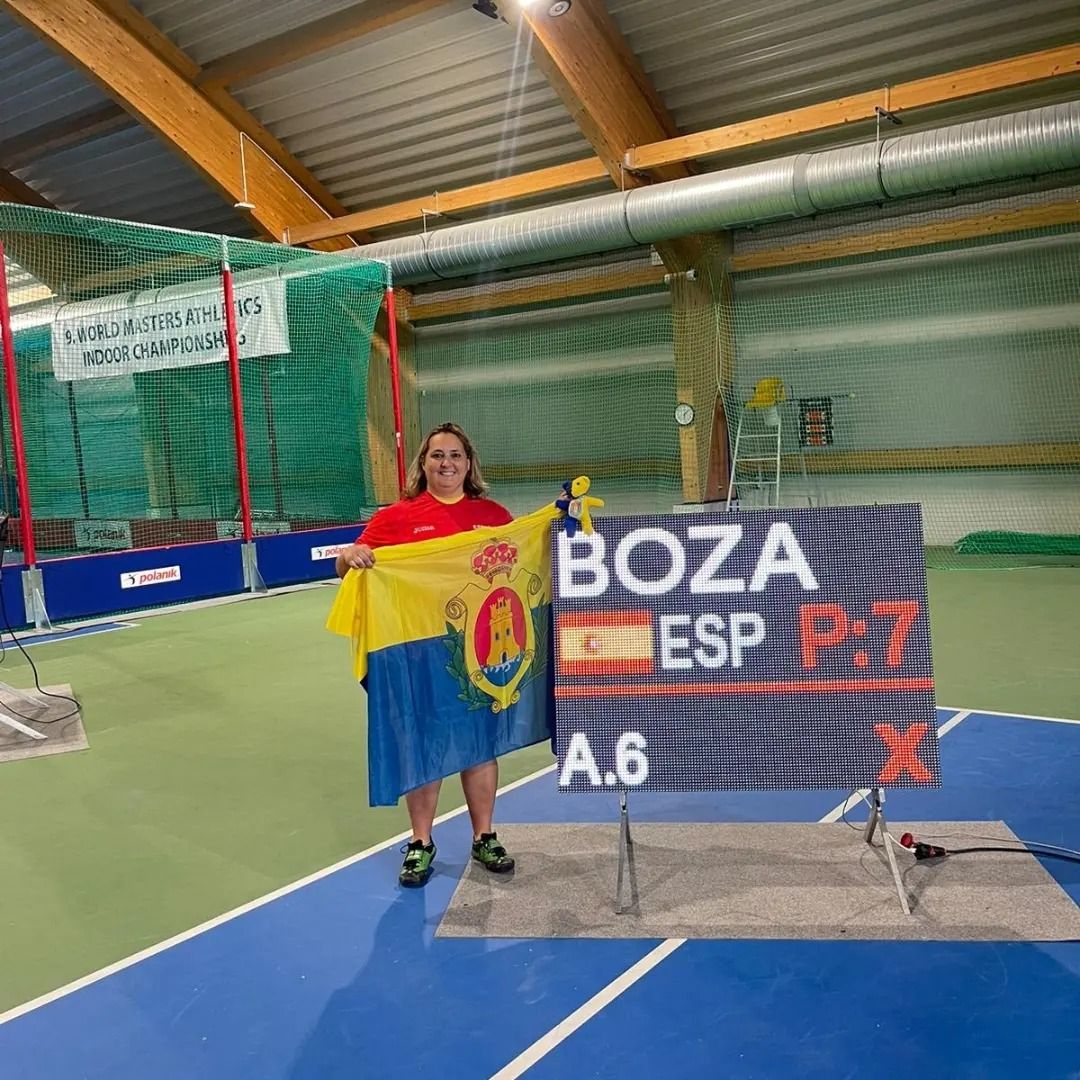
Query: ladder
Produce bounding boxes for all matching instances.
[725,402,782,509]
[726,377,786,510]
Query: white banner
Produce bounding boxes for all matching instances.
[52,276,290,381]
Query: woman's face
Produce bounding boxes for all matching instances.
[423,431,469,499]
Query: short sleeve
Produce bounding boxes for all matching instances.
[488,500,513,526]
[357,503,404,548]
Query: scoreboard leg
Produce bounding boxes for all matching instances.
[615,792,637,915]
[864,787,912,916]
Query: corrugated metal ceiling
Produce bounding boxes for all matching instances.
[231,5,594,213]
[608,0,1080,135]
[132,0,366,68]
[14,125,254,236]
[0,9,251,237]
[3,0,1080,247]
[0,15,113,144]
[220,0,1080,233]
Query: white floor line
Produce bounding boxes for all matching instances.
[50,579,336,632]
[0,763,557,1027]
[492,708,977,1077]
[939,704,1080,726]
[936,709,972,739]
[9,579,338,642]
[10,624,134,648]
[489,939,687,1080]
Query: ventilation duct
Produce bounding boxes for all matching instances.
[357,101,1080,283]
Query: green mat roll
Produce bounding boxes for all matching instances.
[955,531,1080,556]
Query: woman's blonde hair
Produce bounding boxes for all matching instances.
[404,422,489,499]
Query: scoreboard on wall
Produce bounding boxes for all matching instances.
[552,504,939,793]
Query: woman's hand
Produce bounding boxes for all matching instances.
[336,543,376,578]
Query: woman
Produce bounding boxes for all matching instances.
[335,422,516,887]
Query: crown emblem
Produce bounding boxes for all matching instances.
[471,539,518,583]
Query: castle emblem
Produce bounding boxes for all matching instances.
[444,537,546,712]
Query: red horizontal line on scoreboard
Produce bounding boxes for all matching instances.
[556,610,652,628]
[555,677,935,698]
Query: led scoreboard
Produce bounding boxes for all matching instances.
[552,504,940,793]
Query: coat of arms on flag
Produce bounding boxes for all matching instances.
[444,537,549,713]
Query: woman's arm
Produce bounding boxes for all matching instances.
[335,543,375,578]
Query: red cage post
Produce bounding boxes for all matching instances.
[384,286,407,492]
[0,240,37,567]
[221,258,254,544]
[221,249,265,593]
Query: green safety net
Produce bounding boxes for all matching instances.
[4,186,1079,570]
[409,189,1080,570]
[0,205,389,558]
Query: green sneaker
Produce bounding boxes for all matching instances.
[471,832,515,874]
[399,839,436,887]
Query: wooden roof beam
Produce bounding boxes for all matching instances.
[92,0,359,242]
[627,43,1080,171]
[512,0,723,504]
[287,42,1080,246]
[0,169,53,208]
[730,198,1080,272]
[396,196,1080,316]
[516,0,689,187]
[406,264,666,321]
[286,157,607,246]
[4,0,362,249]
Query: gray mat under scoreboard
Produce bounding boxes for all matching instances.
[436,821,1080,942]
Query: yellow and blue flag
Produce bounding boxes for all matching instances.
[326,504,559,806]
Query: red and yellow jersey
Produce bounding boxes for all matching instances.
[358,491,513,549]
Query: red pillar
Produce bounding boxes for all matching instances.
[384,286,407,492]
[221,262,254,543]
[0,241,37,565]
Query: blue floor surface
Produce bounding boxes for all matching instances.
[1,708,1077,1079]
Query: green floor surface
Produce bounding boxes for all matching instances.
[926,568,1080,718]
[0,587,553,1014]
[0,568,1077,1014]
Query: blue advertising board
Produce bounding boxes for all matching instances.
[552,504,939,792]
[39,541,246,621]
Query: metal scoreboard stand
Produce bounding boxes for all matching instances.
[864,787,913,916]
[614,785,913,917]
[615,792,636,915]
[615,785,912,917]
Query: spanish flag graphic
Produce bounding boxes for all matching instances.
[326,504,558,806]
[557,611,655,676]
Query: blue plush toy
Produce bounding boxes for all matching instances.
[555,475,605,537]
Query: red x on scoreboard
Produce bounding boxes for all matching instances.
[874,722,932,783]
